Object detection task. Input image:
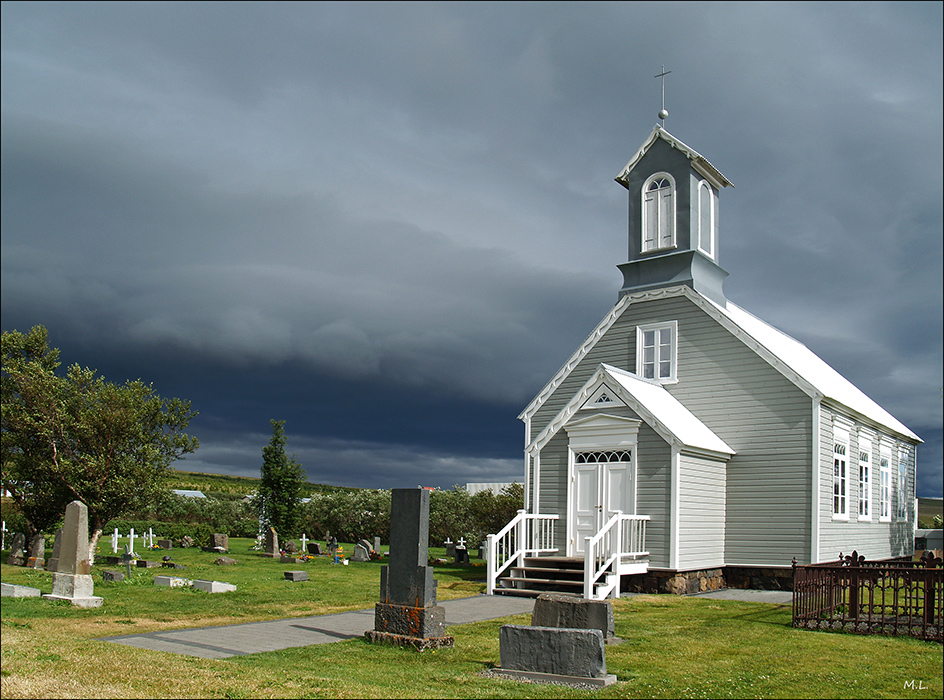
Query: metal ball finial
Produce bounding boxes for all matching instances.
[658,108,669,121]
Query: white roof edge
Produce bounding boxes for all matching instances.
[527,363,734,457]
[519,286,692,421]
[699,296,921,443]
[520,283,919,444]
[615,125,733,189]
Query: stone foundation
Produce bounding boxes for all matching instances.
[623,566,794,594]
[364,630,454,651]
[624,568,725,595]
[722,566,793,591]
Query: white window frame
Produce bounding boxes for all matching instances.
[697,180,716,259]
[857,434,872,521]
[832,426,849,520]
[641,172,676,253]
[636,321,678,384]
[879,444,892,522]
[896,446,908,521]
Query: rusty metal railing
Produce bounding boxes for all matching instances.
[792,550,942,643]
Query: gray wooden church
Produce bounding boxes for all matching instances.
[486,125,922,599]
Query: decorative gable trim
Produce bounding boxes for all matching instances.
[527,363,733,458]
[615,125,733,191]
[581,383,626,410]
[518,286,691,421]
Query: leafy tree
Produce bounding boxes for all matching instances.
[1,325,199,559]
[254,420,306,538]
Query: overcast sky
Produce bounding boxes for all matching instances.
[2,2,941,497]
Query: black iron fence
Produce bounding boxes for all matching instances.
[792,551,943,643]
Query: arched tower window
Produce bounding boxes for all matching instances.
[642,173,675,252]
[697,180,715,258]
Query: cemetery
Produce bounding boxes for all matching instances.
[1,492,941,698]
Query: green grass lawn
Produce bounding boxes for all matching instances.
[1,538,941,699]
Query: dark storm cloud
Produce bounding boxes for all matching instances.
[2,2,941,493]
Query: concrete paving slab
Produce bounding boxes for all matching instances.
[688,589,792,604]
[101,595,535,658]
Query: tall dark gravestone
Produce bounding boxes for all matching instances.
[365,488,454,650]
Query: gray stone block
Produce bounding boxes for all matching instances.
[499,625,608,679]
[1,582,42,597]
[193,579,236,593]
[307,542,322,555]
[284,570,308,582]
[154,575,192,588]
[102,570,125,582]
[373,602,447,639]
[136,559,160,568]
[532,593,617,641]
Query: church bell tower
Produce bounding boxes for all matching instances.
[614,125,733,307]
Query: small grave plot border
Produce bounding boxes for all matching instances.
[792,551,943,643]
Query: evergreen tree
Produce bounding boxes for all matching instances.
[254,419,305,537]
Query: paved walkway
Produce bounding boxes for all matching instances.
[102,589,792,659]
[102,595,536,659]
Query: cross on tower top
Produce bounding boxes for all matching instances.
[655,65,671,127]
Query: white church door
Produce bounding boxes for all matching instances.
[572,450,635,556]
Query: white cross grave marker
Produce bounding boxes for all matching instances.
[301,534,308,553]
[129,527,137,556]
[148,527,154,549]
[458,537,466,548]
[112,528,119,554]
[1,521,7,551]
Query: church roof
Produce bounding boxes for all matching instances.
[526,362,734,457]
[520,286,921,443]
[615,125,733,191]
[706,297,921,442]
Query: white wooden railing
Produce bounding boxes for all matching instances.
[584,512,650,600]
[486,509,559,595]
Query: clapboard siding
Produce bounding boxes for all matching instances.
[818,405,916,562]
[644,296,812,567]
[678,453,726,569]
[530,293,813,569]
[537,431,569,552]
[635,424,672,568]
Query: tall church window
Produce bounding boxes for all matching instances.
[857,435,871,521]
[896,447,908,520]
[642,173,676,252]
[832,428,849,519]
[879,446,891,522]
[636,321,677,383]
[697,180,715,258]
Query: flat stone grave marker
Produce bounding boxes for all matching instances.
[496,625,616,687]
[531,593,619,643]
[1,582,42,598]
[155,575,192,588]
[214,556,238,566]
[284,570,308,582]
[280,554,297,563]
[193,579,236,593]
[157,539,174,549]
[136,560,160,568]
[102,570,125,582]
[307,542,322,556]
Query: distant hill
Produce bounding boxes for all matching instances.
[918,497,943,527]
[166,469,358,497]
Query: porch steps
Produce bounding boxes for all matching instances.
[494,556,604,598]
